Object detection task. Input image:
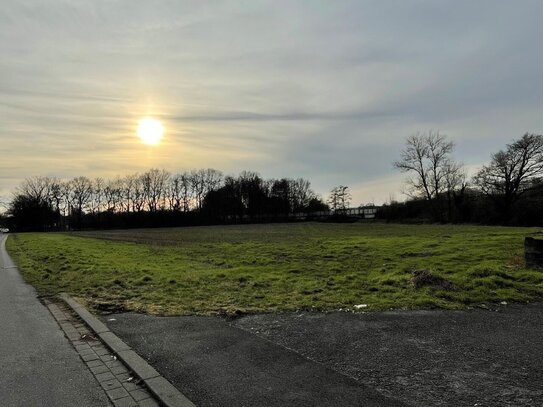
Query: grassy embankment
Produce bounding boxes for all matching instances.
[6,223,543,315]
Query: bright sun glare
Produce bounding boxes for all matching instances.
[137,118,164,145]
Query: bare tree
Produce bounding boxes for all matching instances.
[190,169,206,210]
[61,180,73,216]
[290,178,315,212]
[90,178,105,214]
[182,168,224,212]
[179,172,193,212]
[69,176,93,215]
[121,174,137,213]
[17,176,55,203]
[473,133,543,212]
[131,174,146,212]
[328,185,351,211]
[18,177,69,219]
[104,178,124,212]
[142,169,170,212]
[48,178,64,214]
[443,160,467,221]
[203,168,223,195]
[167,174,183,211]
[394,132,454,199]
[394,131,462,221]
[238,171,264,215]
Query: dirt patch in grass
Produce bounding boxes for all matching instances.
[401,251,435,258]
[94,302,128,315]
[410,269,455,290]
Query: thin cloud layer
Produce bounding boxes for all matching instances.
[1,1,543,205]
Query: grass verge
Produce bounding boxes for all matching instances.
[6,222,543,315]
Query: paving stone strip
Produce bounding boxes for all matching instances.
[44,298,161,407]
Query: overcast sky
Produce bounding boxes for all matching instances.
[1,0,543,207]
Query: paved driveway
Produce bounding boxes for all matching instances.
[233,305,543,407]
[105,303,543,407]
[104,313,407,407]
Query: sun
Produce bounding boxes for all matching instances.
[137,118,164,145]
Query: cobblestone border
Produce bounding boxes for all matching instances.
[48,295,195,407]
[45,298,159,407]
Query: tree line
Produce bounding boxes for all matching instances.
[4,131,542,230]
[387,132,543,225]
[6,169,330,231]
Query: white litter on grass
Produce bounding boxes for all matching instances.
[354,304,368,309]
[108,318,117,321]
[500,301,507,305]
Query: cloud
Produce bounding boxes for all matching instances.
[1,0,543,206]
[166,109,395,123]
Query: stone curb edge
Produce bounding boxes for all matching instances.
[59,293,196,407]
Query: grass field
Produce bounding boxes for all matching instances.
[6,222,543,315]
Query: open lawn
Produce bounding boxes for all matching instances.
[6,223,543,315]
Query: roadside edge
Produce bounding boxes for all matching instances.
[60,293,196,407]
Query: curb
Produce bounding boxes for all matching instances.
[60,293,196,407]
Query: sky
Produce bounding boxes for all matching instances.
[2,0,543,209]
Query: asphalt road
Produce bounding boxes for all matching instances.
[106,303,543,407]
[105,314,407,407]
[233,306,543,407]
[0,235,111,407]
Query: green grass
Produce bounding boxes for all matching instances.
[6,222,543,315]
